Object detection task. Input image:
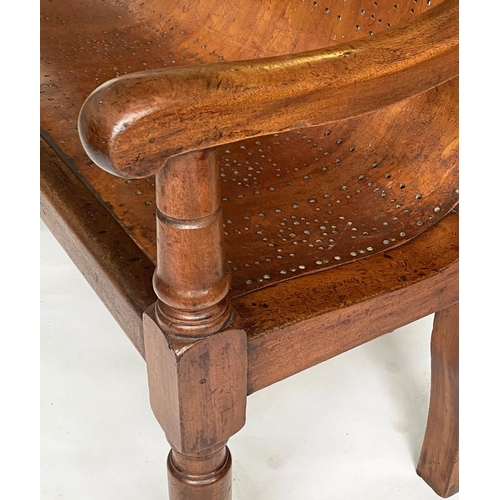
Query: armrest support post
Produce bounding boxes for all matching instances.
[152,148,232,336]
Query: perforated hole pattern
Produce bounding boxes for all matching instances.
[41,0,455,297]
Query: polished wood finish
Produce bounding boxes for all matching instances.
[144,306,246,500]
[78,0,458,179]
[40,143,458,393]
[417,303,459,497]
[153,150,231,336]
[41,0,458,295]
[40,137,155,354]
[144,145,246,494]
[61,79,461,299]
[245,211,459,393]
[41,0,459,497]
[167,446,232,500]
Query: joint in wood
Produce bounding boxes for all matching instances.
[143,306,247,456]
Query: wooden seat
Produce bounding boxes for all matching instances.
[41,0,459,498]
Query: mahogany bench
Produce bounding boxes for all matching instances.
[41,0,459,497]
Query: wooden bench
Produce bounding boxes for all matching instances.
[41,0,459,497]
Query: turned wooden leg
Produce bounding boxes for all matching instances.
[167,446,232,500]
[144,310,246,500]
[144,149,247,499]
[417,303,459,497]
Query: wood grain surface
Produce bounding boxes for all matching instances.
[417,303,459,497]
[41,0,459,497]
[78,0,458,178]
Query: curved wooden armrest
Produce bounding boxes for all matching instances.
[78,0,458,179]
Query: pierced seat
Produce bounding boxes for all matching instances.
[41,0,459,498]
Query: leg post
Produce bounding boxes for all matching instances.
[167,445,232,500]
[144,310,246,500]
[417,303,459,497]
[144,149,247,499]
